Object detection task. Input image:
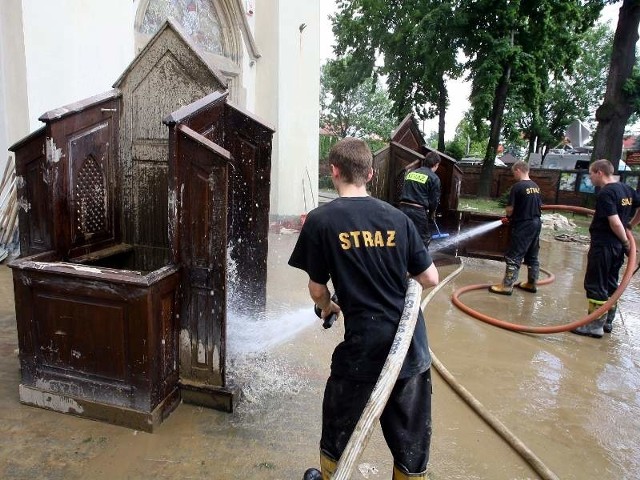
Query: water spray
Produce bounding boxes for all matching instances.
[430,219,504,253]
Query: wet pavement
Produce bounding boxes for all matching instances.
[0,230,639,479]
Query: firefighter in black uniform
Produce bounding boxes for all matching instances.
[289,138,439,480]
[490,160,543,295]
[398,151,442,250]
[572,159,640,338]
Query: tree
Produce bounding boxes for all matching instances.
[460,0,603,196]
[320,59,397,140]
[332,0,462,151]
[592,0,640,169]
[503,23,613,155]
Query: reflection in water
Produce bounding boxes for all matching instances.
[428,236,640,478]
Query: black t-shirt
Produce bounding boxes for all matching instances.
[400,166,441,213]
[590,182,640,246]
[288,196,433,382]
[508,179,542,223]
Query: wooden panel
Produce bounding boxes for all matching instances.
[10,260,181,428]
[69,121,115,248]
[175,126,228,386]
[131,161,169,249]
[12,129,53,255]
[34,293,127,381]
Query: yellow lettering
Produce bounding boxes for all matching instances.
[622,198,632,206]
[387,230,396,247]
[362,231,374,247]
[339,232,351,250]
[374,231,384,247]
[350,231,361,248]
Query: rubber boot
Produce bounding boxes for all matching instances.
[571,299,607,339]
[604,303,617,333]
[489,264,519,295]
[304,450,336,480]
[516,265,539,293]
[393,465,428,479]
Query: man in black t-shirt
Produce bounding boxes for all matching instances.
[398,152,442,250]
[572,159,640,338]
[289,138,439,480]
[490,160,543,295]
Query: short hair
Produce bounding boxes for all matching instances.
[329,137,373,186]
[512,160,529,174]
[590,159,614,176]
[424,152,441,169]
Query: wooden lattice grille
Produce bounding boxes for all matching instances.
[75,155,107,235]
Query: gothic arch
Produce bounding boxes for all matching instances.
[134,0,254,105]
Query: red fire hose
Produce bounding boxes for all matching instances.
[451,205,638,334]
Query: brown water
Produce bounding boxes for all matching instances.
[0,231,639,479]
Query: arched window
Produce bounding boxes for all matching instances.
[140,0,224,55]
[135,0,251,104]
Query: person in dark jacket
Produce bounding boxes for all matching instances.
[398,152,442,250]
[572,159,640,338]
[490,160,542,295]
[289,138,439,480]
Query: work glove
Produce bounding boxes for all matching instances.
[501,216,510,225]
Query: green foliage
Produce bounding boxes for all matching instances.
[623,65,640,114]
[459,0,604,189]
[452,112,489,157]
[332,0,463,140]
[320,59,397,139]
[497,188,511,207]
[444,139,465,161]
[504,23,613,153]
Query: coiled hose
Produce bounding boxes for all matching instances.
[451,205,638,333]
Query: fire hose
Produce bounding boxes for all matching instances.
[318,206,636,479]
[452,205,639,334]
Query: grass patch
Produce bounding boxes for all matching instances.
[458,197,504,215]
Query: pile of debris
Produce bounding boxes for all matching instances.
[0,156,17,263]
[541,212,590,244]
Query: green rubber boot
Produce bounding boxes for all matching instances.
[604,303,617,333]
[489,264,519,296]
[516,265,539,293]
[571,299,607,339]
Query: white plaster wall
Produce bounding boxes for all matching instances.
[20,0,137,131]
[255,0,320,218]
[0,0,30,171]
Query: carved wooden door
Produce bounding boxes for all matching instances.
[172,122,230,397]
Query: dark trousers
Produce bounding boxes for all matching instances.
[399,205,431,250]
[584,243,624,302]
[505,218,541,268]
[320,369,432,474]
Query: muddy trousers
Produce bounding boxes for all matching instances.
[582,243,624,335]
[583,243,624,303]
[399,205,431,250]
[505,218,542,279]
[319,370,432,478]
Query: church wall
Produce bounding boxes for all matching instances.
[255,0,319,218]
[0,0,30,173]
[20,0,137,131]
[3,0,318,218]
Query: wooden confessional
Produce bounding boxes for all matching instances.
[8,20,273,431]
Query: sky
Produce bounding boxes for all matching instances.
[319,1,624,141]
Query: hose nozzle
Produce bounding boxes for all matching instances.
[314,294,338,329]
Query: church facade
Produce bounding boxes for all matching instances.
[0,0,320,219]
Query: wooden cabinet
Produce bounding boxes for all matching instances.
[8,20,273,431]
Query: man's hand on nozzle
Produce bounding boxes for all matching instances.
[622,239,631,257]
[501,216,510,225]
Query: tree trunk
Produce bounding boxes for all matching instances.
[592,0,640,169]
[437,77,447,152]
[478,63,511,197]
